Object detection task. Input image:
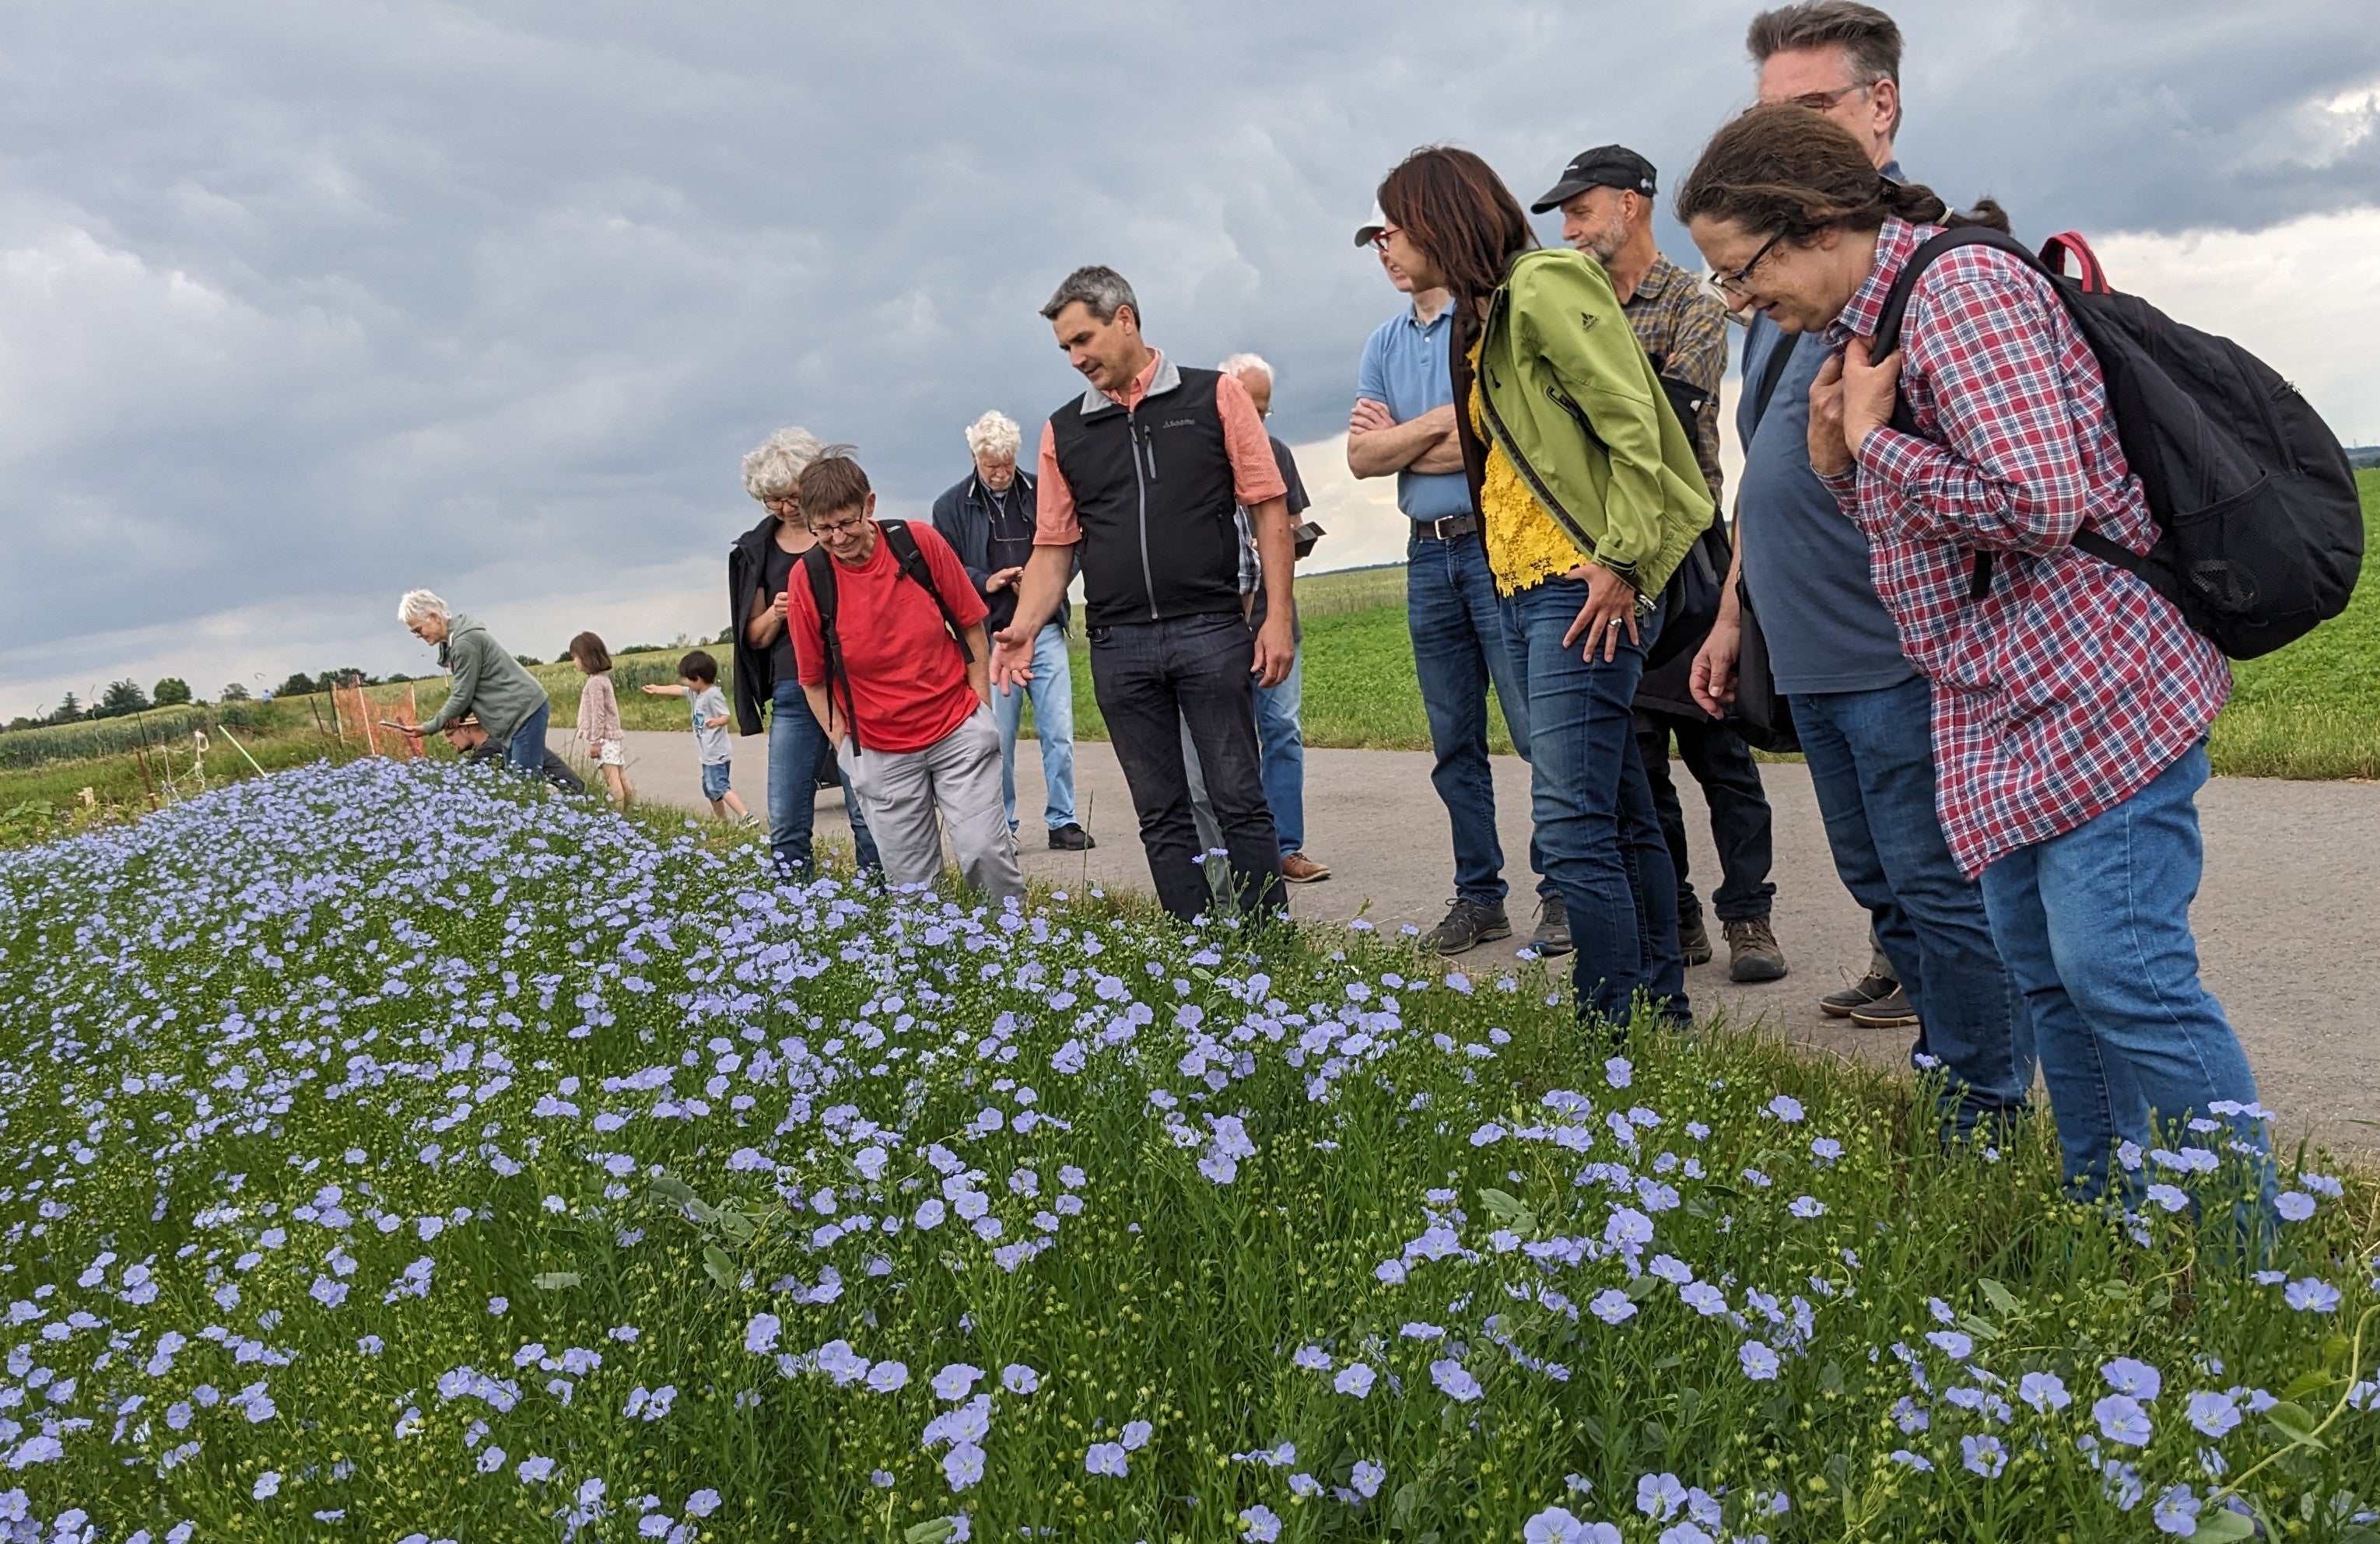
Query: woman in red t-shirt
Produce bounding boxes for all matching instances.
[787,456,1025,905]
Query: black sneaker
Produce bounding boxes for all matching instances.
[1047,823,1095,852]
[1421,898,1511,956]
[1530,893,1572,957]
[1724,917,1789,983]
[1678,912,1713,967]
[1820,971,1899,1017]
[1848,986,1921,1029]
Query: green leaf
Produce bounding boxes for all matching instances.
[1477,1189,1536,1232]
[2339,1526,2380,1544]
[2099,1280,2135,1300]
[703,1243,737,1290]
[530,1271,580,1290]
[713,1207,756,1245]
[647,1173,697,1207]
[684,1196,720,1227]
[1818,1360,1845,1396]
[2281,1368,2337,1403]
[1976,1277,2020,1316]
[1625,1273,1664,1301]
[905,1521,957,1544]
[1390,1479,1425,1532]
[2262,1400,2326,1450]
[1958,1313,2003,1341]
[2188,1509,2256,1542]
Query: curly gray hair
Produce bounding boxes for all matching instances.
[964,411,1022,460]
[395,589,450,627]
[741,427,850,502]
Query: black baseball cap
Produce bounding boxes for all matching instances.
[1531,145,1659,213]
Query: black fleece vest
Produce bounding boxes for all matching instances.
[1047,366,1243,627]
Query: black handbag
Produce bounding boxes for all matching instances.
[1724,336,1803,753]
[1643,369,1723,671]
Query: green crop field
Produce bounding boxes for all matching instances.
[0,760,2374,1542]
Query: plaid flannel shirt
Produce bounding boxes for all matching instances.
[1817,217,2229,877]
[1621,253,1729,503]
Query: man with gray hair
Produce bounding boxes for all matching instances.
[996,264,1296,923]
[1182,352,1329,885]
[932,409,1092,851]
[393,590,552,776]
[1690,5,2028,1114]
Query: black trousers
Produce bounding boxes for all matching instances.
[1089,612,1282,923]
[1636,712,1777,926]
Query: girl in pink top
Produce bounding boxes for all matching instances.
[570,631,632,807]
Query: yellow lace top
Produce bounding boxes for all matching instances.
[1467,338,1586,596]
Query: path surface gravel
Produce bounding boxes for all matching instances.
[569,726,2380,1151]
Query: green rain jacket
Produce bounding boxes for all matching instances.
[1473,248,1715,595]
[420,614,550,743]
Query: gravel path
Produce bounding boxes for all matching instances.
[572,727,2380,1152]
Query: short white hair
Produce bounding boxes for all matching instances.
[741,426,835,502]
[1218,352,1274,385]
[965,411,1022,460]
[397,589,449,627]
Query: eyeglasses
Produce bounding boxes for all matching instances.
[1774,81,1873,113]
[1369,225,1401,252]
[1711,229,1788,299]
[812,516,868,537]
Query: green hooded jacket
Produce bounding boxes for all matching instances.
[420,614,550,743]
[1474,247,1715,595]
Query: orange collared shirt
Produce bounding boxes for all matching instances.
[1032,350,1288,544]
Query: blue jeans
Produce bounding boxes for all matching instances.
[769,681,880,875]
[1979,743,2264,1196]
[990,620,1077,830]
[1089,612,1280,923]
[1502,579,1686,1028]
[1792,677,2032,1129]
[1407,531,1551,911]
[506,699,551,775]
[1254,644,1304,856]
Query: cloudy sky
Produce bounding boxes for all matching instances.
[4,0,2378,718]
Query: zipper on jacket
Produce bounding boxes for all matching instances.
[1128,406,1159,620]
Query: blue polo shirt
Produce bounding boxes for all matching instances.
[1735,320,1916,695]
[1355,299,1473,520]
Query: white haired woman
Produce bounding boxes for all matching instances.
[394,590,553,776]
[929,409,1091,851]
[727,427,883,876]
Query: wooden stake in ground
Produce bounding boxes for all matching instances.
[353,682,381,757]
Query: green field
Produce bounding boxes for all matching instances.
[2,758,2372,1541]
[5,471,2375,841]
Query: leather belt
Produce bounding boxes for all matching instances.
[1413,513,1481,541]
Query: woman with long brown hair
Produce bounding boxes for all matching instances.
[1677,103,2262,1199]
[1373,145,1714,1031]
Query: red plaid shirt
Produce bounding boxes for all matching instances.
[1817,218,2228,877]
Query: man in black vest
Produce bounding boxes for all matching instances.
[993,265,1297,923]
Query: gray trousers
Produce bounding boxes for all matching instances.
[836,705,1026,905]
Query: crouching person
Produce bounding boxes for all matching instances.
[786,453,1027,905]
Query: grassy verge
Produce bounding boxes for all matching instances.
[0,761,2372,1541]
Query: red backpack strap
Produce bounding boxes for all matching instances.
[2037,231,2111,294]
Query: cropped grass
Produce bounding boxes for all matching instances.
[0,761,2375,1541]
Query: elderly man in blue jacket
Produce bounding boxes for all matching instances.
[931,411,1093,851]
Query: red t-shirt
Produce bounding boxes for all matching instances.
[789,521,989,754]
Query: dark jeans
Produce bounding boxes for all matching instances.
[1502,580,1687,1028]
[505,699,552,775]
[1792,677,2033,1129]
[1090,612,1281,923]
[1406,530,1552,912]
[1636,713,1777,925]
[1979,743,2266,1198]
[769,681,880,876]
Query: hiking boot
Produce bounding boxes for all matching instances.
[1422,898,1511,956]
[1531,893,1573,957]
[1725,917,1789,983]
[1848,986,1922,1030]
[1280,852,1331,884]
[1047,822,1095,852]
[1677,912,1713,967]
[1821,971,1899,1018]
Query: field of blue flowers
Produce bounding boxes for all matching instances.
[0,758,2375,1542]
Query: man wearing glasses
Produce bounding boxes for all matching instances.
[1348,212,1567,959]
[1692,3,2024,1091]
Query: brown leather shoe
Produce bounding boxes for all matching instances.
[1280,852,1331,884]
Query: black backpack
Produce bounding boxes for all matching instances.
[801,520,973,753]
[1872,226,2362,659]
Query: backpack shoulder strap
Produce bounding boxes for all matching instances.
[798,544,861,743]
[1871,225,2044,361]
[800,542,838,622]
[880,520,976,662]
[1747,330,1799,432]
